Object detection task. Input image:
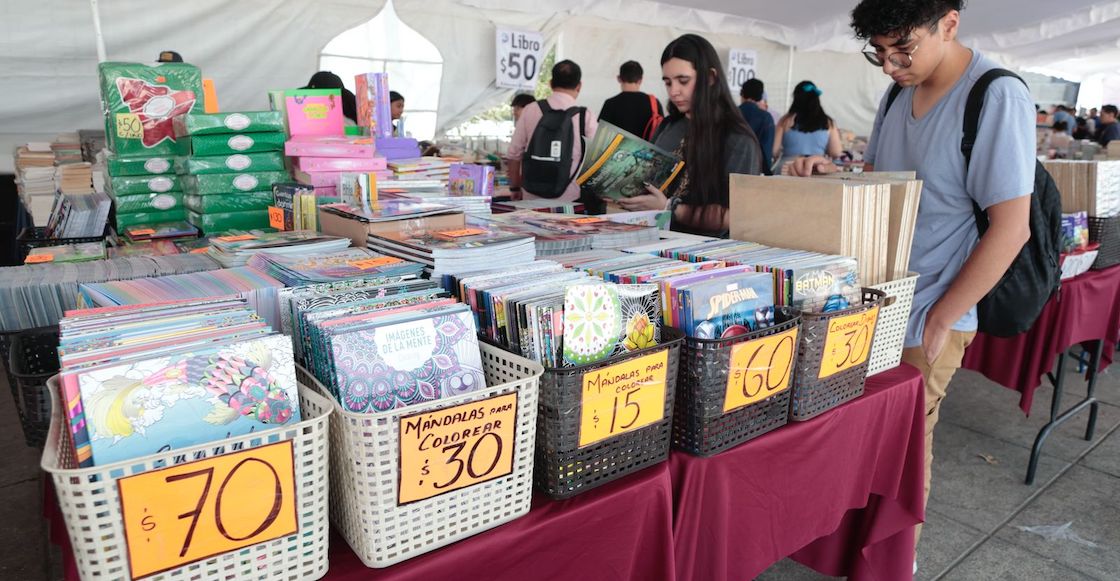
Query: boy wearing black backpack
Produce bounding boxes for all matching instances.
[791,0,1045,563]
[506,60,598,202]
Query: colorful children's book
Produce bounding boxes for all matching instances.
[355,73,392,139]
[678,272,775,339]
[285,89,345,137]
[449,163,496,197]
[562,284,661,366]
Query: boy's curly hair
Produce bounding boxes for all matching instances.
[850,0,965,40]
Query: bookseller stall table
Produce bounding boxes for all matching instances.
[961,265,1120,484]
[670,364,926,581]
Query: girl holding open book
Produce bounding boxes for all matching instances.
[615,34,764,237]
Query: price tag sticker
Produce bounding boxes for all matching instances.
[190,247,210,254]
[25,254,54,264]
[130,228,156,237]
[349,256,404,270]
[398,392,518,505]
[573,217,606,224]
[268,206,285,230]
[723,327,798,413]
[495,27,545,91]
[216,234,257,242]
[118,441,298,579]
[819,306,879,379]
[437,228,485,238]
[578,350,668,448]
[116,113,144,139]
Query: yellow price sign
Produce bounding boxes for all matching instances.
[268,206,285,229]
[24,254,54,264]
[723,326,798,413]
[216,234,257,242]
[398,392,518,505]
[117,441,298,579]
[578,350,668,448]
[818,306,880,379]
[350,256,404,270]
[438,228,485,238]
[116,113,143,139]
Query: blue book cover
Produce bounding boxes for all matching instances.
[681,273,775,339]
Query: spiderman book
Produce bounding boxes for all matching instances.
[66,334,299,467]
[677,272,775,339]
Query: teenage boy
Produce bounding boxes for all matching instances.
[598,61,664,139]
[791,0,1033,561]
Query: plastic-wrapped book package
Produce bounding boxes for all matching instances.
[106,155,176,177]
[113,192,184,214]
[187,209,270,234]
[184,191,273,213]
[188,132,286,156]
[116,209,188,229]
[98,62,202,157]
[108,175,181,196]
[173,111,285,137]
[175,152,286,175]
[182,171,290,196]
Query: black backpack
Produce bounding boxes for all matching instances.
[521,100,587,199]
[885,68,1062,337]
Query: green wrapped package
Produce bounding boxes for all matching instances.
[106,155,175,177]
[188,132,286,156]
[113,192,184,214]
[182,171,289,196]
[109,175,182,196]
[116,209,188,229]
[184,191,273,213]
[174,152,286,175]
[187,209,270,234]
[98,62,202,157]
[173,111,285,137]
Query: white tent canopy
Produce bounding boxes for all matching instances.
[2,0,1119,172]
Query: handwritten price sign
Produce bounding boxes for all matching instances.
[350,256,404,270]
[579,350,668,448]
[268,206,285,230]
[118,441,298,579]
[398,392,518,505]
[723,327,798,413]
[819,306,879,379]
[116,113,143,140]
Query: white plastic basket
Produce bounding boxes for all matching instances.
[41,377,332,581]
[301,342,542,568]
[867,273,919,376]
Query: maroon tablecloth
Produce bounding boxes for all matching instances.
[962,265,1120,414]
[670,364,926,581]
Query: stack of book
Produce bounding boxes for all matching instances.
[484,211,659,250]
[247,247,424,286]
[205,231,351,268]
[557,249,721,283]
[271,183,321,232]
[387,157,452,182]
[56,298,300,467]
[491,199,584,214]
[656,266,776,339]
[24,242,107,265]
[175,111,288,235]
[1043,160,1120,218]
[367,225,535,279]
[288,135,389,198]
[43,188,112,239]
[120,221,199,244]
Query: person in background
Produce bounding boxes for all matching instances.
[1097,105,1120,146]
[156,50,183,63]
[1089,107,1100,132]
[598,61,665,139]
[390,91,405,136]
[773,80,844,170]
[614,34,763,237]
[790,2,1034,571]
[739,78,776,175]
[1049,121,1073,151]
[1052,105,1075,135]
[511,93,536,123]
[505,60,598,202]
[1073,117,1093,141]
[302,71,357,125]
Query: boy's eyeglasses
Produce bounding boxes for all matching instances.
[862,36,924,68]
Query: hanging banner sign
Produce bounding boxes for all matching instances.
[496,28,545,91]
[727,49,759,92]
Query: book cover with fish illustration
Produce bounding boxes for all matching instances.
[72,334,299,466]
[562,284,661,366]
[326,305,486,413]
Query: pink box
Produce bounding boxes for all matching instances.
[314,186,337,198]
[285,135,375,158]
[297,156,388,172]
[294,169,345,188]
[285,89,345,137]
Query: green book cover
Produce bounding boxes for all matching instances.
[173,111,285,137]
[188,132,286,156]
[174,152,286,175]
[181,171,290,196]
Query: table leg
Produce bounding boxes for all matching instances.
[1025,342,1103,485]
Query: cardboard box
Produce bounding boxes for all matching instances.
[319,207,466,248]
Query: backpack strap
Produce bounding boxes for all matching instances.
[649,94,659,117]
[962,68,1027,233]
[884,83,905,114]
[538,99,552,115]
[567,107,588,186]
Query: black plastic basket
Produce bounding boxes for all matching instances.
[16,226,108,262]
[673,309,801,457]
[6,327,59,447]
[789,289,885,421]
[1089,216,1120,270]
[535,327,683,499]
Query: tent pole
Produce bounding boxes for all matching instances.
[89,0,107,62]
[785,45,794,112]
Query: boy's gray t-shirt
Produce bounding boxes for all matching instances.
[864,50,1035,348]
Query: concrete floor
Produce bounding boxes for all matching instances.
[3,353,1118,580]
